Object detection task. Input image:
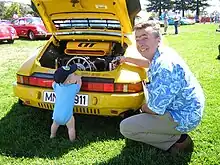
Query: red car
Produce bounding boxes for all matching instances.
[0,24,18,44]
[11,17,49,40]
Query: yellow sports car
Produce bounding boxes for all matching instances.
[13,0,148,117]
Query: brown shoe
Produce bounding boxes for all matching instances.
[169,135,194,154]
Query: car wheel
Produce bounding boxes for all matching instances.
[7,39,14,44]
[120,109,141,119]
[18,99,24,106]
[28,31,35,40]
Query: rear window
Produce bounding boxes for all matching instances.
[53,19,121,30]
[32,17,43,25]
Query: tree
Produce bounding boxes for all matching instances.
[0,2,6,19]
[2,2,36,20]
[4,2,21,19]
[19,3,36,17]
[146,0,173,16]
[173,0,194,17]
[188,0,210,17]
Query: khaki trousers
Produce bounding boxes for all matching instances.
[120,112,181,151]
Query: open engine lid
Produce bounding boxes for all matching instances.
[31,0,141,37]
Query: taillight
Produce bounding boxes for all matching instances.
[17,75,53,88]
[115,82,143,93]
[17,75,143,93]
[82,82,114,92]
[29,77,52,88]
[81,82,142,93]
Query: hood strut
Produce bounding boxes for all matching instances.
[113,1,124,46]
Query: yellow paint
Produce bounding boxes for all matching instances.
[14,0,148,116]
[32,0,133,35]
[65,41,112,56]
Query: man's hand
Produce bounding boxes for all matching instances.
[119,56,126,63]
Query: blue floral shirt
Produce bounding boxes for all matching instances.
[146,47,205,133]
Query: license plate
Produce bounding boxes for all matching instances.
[43,91,88,106]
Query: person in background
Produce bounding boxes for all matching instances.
[163,9,169,34]
[173,11,181,34]
[13,13,18,19]
[50,64,82,142]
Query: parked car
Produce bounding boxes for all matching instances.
[13,0,148,117]
[0,24,18,44]
[180,17,195,25]
[168,17,195,25]
[0,19,12,25]
[11,17,49,40]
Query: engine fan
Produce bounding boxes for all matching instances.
[66,56,97,71]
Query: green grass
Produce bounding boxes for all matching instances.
[0,24,220,165]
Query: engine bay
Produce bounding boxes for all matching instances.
[39,40,127,71]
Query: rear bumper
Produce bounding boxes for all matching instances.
[0,36,18,40]
[13,82,144,116]
[13,36,19,39]
[35,33,51,38]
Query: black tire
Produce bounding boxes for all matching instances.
[28,30,35,40]
[18,99,24,106]
[120,109,141,119]
[7,39,14,44]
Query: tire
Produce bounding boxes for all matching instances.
[120,109,141,119]
[7,39,14,44]
[28,31,35,40]
[18,99,24,106]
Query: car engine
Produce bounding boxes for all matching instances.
[60,55,122,71]
[39,41,127,71]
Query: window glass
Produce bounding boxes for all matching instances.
[26,18,32,24]
[19,19,25,25]
[12,19,19,25]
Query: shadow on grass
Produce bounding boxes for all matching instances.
[0,41,14,44]
[98,139,193,165]
[0,103,193,164]
[17,37,49,41]
[0,103,122,158]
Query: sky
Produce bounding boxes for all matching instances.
[140,0,220,14]
[1,0,219,6]
[206,0,220,13]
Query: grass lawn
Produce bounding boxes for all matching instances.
[0,24,220,165]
